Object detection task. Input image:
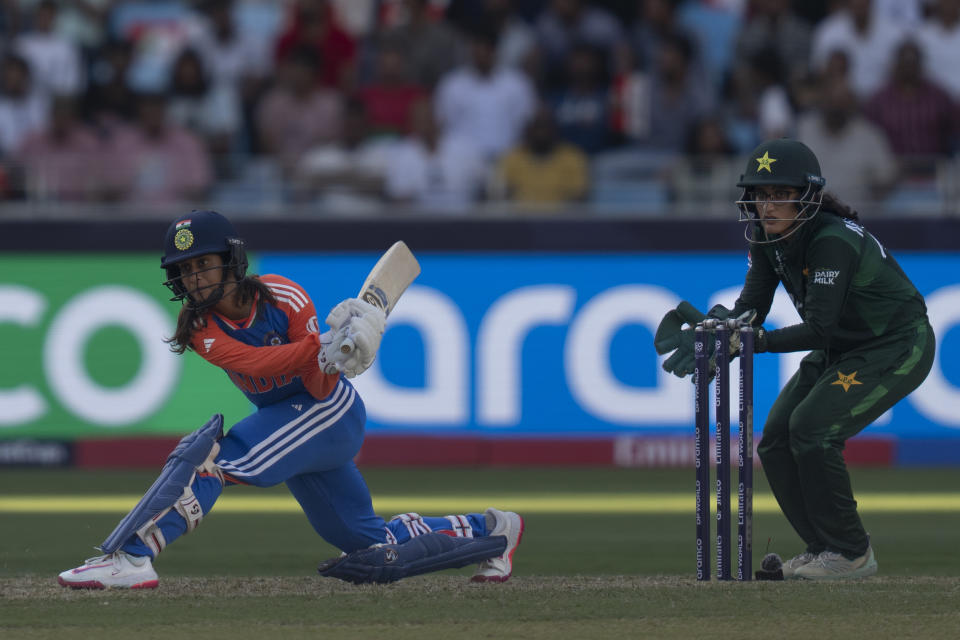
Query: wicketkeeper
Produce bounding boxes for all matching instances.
[656,139,934,579]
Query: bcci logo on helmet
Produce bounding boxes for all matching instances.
[174,229,194,251]
[173,219,194,251]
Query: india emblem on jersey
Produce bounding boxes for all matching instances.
[174,220,194,251]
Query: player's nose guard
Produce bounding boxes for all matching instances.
[163,263,230,312]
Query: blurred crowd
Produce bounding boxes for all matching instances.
[1,0,959,217]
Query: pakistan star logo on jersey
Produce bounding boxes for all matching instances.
[756,151,777,173]
[832,371,863,392]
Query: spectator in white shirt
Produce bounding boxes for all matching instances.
[385,98,487,213]
[167,46,242,178]
[485,0,537,71]
[797,77,898,214]
[296,97,394,213]
[167,48,240,141]
[190,0,272,100]
[14,1,84,97]
[916,0,960,100]
[810,0,909,100]
[872,0,925,27]
[0,53,49,157]
[434,23,537,161]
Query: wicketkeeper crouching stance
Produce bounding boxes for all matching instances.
[58,210,523,589]
[656,139,934,580]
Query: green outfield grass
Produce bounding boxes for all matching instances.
[1,467,959,639]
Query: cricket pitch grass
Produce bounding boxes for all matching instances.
[2,467,959,639]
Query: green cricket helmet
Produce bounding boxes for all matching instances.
[735,139,826,244]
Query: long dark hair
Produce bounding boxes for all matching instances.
[820,191,859,221]
[165,275,277,354]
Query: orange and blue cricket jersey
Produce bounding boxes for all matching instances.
[189,274,337,407]
[121,275,490,560]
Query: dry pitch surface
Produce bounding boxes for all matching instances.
[2,575,959,639]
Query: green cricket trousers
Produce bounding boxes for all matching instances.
[757,320,935,559]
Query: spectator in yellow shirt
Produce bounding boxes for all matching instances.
[495,106,589,211]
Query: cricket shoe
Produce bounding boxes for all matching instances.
[781,551,819,579]
[794,547,877,580]
[58,551,159,589]
[471,508,524,583]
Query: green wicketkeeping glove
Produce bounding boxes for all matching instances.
[656,301,711,378]
[656,304,755,379]
[661,328,700,377]
[705,303,733,322]
[654,301,707,355]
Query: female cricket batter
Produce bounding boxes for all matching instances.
[664,139,934,579]
[59,210,522,589]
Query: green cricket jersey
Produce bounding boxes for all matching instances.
[732,211,928,354]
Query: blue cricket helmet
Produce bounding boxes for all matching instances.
[161,210,248,306]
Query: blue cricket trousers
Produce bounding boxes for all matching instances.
[122,378,488,559]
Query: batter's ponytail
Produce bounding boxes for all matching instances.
[166,306,205,354]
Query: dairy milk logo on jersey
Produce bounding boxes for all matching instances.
[813,268,840,285]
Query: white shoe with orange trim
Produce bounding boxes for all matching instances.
[471,508,524,583]
[58,551,159,589]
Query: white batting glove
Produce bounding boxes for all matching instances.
[318,300,386,377]
[325,298,384,331]
[335,313,384,378]
[318,326,352,375]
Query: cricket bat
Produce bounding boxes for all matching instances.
[339,241,421,355]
